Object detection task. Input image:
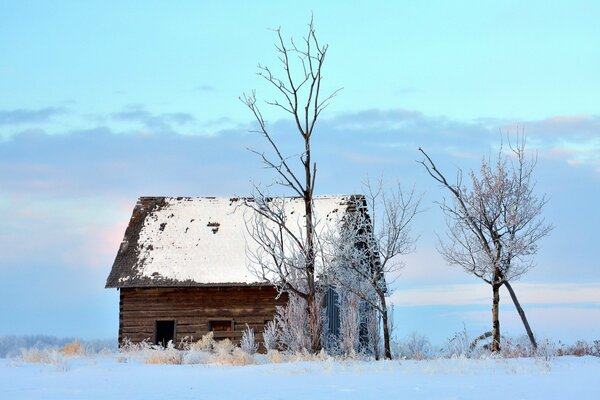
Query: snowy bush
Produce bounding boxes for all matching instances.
[0,335,115,358]
[267,349,286,363]
[143,341,182,365]
[501,335,537,358]
[262,320,278,352]
[189,332,215,352]
[535,338,557,362]
[338,290,361,357]
[62,341,85,356]
[213,339,235,357]
[274,293,311,352]
[443,326,474,358]
[241,325,259,355]
[182,350,211,365]
[120,338,153,353]
[398,333,432,360]
[209,339,255,365]
[557,340,600,357]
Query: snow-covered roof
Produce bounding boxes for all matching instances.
[105,196,360,288]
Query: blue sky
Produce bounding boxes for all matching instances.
[1,1,599,344]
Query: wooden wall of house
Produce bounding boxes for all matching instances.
[119,286,287,349]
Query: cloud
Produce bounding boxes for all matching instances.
[454,307,600,341]
[0,194,129,270]
[0,107,65,125]
[194,84,216,92]
[0,126,263,200]
[389,282,600,307]
[111,105,196,133]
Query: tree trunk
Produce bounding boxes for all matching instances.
[492,283,501,352]
[379,292,392,359]
[307,292,322,353]
[504,281,537,350]
[304,134,322,353]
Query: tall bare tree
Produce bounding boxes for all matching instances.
[241,18,340,352]
[327,180,422,359]
[418,136,552,352]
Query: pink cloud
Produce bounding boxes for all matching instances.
[540,114,591,127]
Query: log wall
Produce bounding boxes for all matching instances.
[119,286,287,348]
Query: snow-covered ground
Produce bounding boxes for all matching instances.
[1,354,598,400]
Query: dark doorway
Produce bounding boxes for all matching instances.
[325,286,340,337]
[155,320,175,347]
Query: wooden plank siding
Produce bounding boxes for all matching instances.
[119,286,287,350]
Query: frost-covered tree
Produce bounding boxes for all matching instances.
[327,180,421,359]
[242,18,340,353]
[418,136,552,351]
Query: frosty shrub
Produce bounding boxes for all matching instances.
[143,341,182,365]
[398,333,432,360]
[19,347,70,370]
[338,290,361,357]
[557,340,599,357]
[20,348,53,363]
[209,340,254,365]
[290,348,331,362]
[364,306,381,359]
[593,340,600,357]
[228,348,254,365]
[262,320,278,352]
[120,337,153,353]
[182,350,211,365]
[213,339,235,357]
[190,332,215,352]
[241,324,259,355]
[534,338,557,362]
[322,332,342,357]
[177,336,193,351]
[1,335,115,358]
[267,349,286,364]
[274,293,311,352]
[62,340,85,356]
[501,335,536,358]
[444,326,473,358]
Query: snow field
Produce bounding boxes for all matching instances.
[1,353,599,400]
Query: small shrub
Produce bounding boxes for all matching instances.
[213,339,235,357]
[398,333,431,360]
[289,348,331,362]
[120,337,152,353]
[177,336,193,351]
[19,348,69,370]
[535,338,556,362]
[182,350,210,365]
[209,342,255,365]
[190,332,215,352]
[267,349,286,364]
[143,341,182,365]
[228,348,254,365]
[557,340,598,357]
[443,326,472,358]
[62,341,85,356]
[501,335,533,358]
[20,348,52,363]
[241,325,259,355]
[592,340,600,357]
[262,320,278,352]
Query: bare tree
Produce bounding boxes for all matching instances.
[327,180,422,359]
[418,135,552,352]
[241,18,340,352]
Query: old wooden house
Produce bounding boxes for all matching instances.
[105,195,361,347]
